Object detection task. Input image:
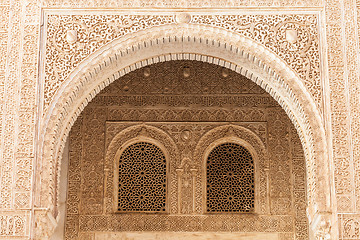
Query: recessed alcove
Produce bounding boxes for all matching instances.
[60,60,308,239]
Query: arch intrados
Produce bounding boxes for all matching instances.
[38,24,330,233]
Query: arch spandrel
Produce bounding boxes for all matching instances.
[37,24,332,239]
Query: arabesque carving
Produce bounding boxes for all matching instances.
[65,61,308,239]
[41,0,322,8]
[2,0,358,239]
[44,13,321,112]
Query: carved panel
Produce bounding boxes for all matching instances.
[267,109,292,215]
[43,14,321,112]
[65,120,303,237]
[80,108,106,215]
[340,214,360,239]
[44,14,175,109]
[65,115,83,240]
[191,14,321,110]
[63,60,306,239]
[107,108,268,122]
[290,124,308,240]
[0,213,27,236]
[41,0,322,8]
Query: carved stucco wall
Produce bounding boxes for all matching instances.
[64,60,308,240]
[41,8,326,219]
[0,0,359,239]
[38,10,330,239]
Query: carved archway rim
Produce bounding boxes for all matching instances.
[37,23,331,237]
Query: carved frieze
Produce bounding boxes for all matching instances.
[44,13,321,112]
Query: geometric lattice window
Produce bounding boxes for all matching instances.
[206,143,254,213]
[118,142,167,212]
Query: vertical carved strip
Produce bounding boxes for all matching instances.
[190,168,197,214]
[81,107,106,215]
[15,15,39,212]
[267,108,292,215]
[0,0,22,212]
[326,0,355,215]
[343,0,358,214]
[264,168,270,215]
[65,114,83,239]
[345,0,360,214]
[176,169,183,214]
[103,168,109,215]
[0,4,9,212]
[290,125,309,240]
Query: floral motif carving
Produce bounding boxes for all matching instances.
[43,13,321,112]
[44,14,175,109]
[192,14,321,110]
[0,214,26,236]
[41,0,322,8]
[342,215,360,239]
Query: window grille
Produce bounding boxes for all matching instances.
[117,142,167,212]
[206,143,255,213]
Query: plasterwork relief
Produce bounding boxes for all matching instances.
[268,109,292,215]
[2,0,356,239]
[0,0,40,238]
[93,232,280,240]
[339,214,360,239]
[0,212,29,236]
[326,0,360,237]
[67,122,299,237]
[41,0,322,8]
[39,15,330,240]
[65,61,308,239]
[327,0,354,215]
[0,2,12,212]
[39,13,329,224]
[290,126,308,240]
[43,13,322,113]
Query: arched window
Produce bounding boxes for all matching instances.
[117,141,167,212]
[206,142,255,213]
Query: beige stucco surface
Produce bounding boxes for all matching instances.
[0,0,359,239]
